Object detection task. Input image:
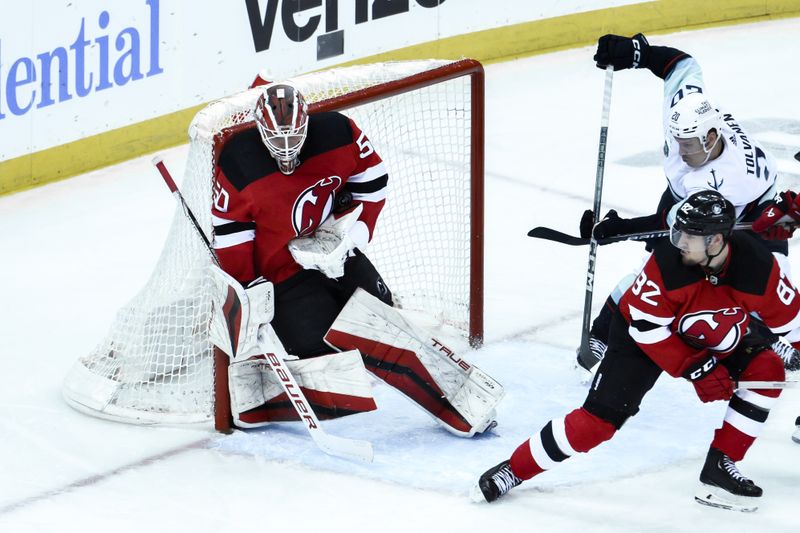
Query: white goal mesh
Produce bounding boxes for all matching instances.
[62,59,484,425]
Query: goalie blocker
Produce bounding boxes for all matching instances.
[210,266,503,436]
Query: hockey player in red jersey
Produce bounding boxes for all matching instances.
[574,33,799,382]
[752,191,800,446]
[475,191,793,511]
[207,82,503,435]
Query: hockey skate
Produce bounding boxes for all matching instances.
[771,338,800,374]
[471,460,522,503]
[793,416,800,445]
[695,448,762,512]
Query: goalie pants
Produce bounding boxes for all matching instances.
[509,311,784,480]
[271,249,393,358]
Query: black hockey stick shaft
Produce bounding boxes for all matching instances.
[528,222,754,246]
[577,66,614,371]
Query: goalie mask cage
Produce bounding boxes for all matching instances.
[62,58,484,429]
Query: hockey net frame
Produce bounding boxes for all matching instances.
[63,58,484,431]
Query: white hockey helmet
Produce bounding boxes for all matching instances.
[254,83,309,174]
[667,92,723,151]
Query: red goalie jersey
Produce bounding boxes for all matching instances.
[210,112,387,284]
[619,233,800,377]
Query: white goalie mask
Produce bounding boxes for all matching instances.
[254,83,309,175]
[667,92,723,165]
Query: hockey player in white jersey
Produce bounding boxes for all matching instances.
[576,33,800,383]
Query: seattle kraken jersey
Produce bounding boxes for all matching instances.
[662,58,777,218]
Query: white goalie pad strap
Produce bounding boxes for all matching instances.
[228,350,375,428]
[208,265,274,361]
[326,289,504,436]
[288,203,363,279]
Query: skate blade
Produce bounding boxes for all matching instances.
[792,430,799,444]
[694,484,759,513]
[469,483,488,503]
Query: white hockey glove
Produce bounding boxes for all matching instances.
[208,264,274,361]
[288,203,364,279]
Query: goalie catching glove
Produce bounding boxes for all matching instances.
[289,203,366,279]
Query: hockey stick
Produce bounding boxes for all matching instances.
[152,156,374,463]
[528,223,754,246]
[576,65,614,371]
[737,380,798,390]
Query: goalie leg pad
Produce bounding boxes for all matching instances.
[324,289,504,437]
[229,350,377,428]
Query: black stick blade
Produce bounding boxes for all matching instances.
[527,227,590,246]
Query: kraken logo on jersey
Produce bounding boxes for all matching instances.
[291,176,343,237]
[678,307,748,353]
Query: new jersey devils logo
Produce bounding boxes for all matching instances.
[678,307,747,353]
[292,176,342,237]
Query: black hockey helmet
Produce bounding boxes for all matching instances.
[673,190,735,237]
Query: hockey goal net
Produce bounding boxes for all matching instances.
[63,58,484,428]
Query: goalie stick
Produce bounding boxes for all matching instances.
[527,223,754,246]
[153,156,374,463]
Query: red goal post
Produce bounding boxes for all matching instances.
[63,59,485,430]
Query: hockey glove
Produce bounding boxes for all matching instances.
[683,355,734,403]
[751,190,800,240]
[578,210,634,243]
[593,33,650,71]
[579,209,595,239]
[289,204,364,279]
[591,210,640,242]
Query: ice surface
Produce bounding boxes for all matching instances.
[1,18,799,533]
